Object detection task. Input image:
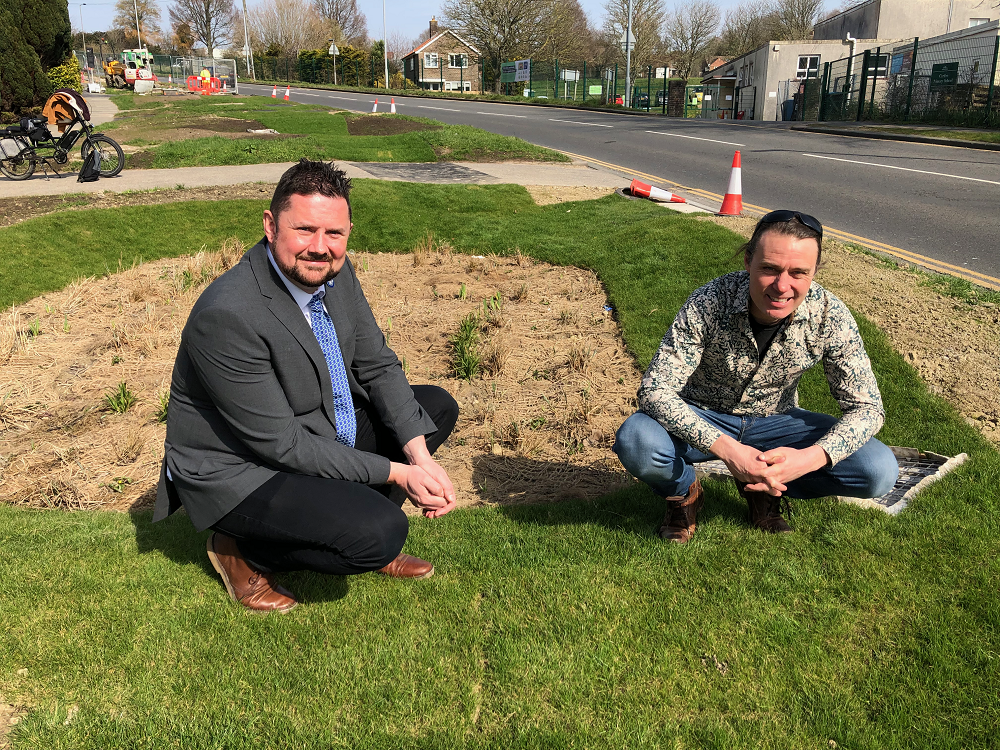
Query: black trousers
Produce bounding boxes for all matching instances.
[211,385,458,576]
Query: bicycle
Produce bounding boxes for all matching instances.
[0,108,124,181]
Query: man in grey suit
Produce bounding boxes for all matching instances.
[155,159,459,613]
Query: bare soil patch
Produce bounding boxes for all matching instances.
[525,185,617,205]
[0,184,275,229]
[0,239,635,514]
[345,114,441,136]
[0,700,26,750]
[113,115,277,146]
[703,215,1000,445]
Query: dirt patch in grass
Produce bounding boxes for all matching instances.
[112,115,293,146]
[703,215,1000,446]
[0,184,275,229]
[0,699,26,750]
[525,185,617,205]
[345,114,441,136]
[0,238,636,514]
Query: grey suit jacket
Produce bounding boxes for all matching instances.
[154,239,437,530]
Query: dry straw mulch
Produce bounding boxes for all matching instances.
[0,237,639,515]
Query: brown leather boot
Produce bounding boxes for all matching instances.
[206,532,298,613]
[658,478,704,543]
[377,553,434,579]
[739,488,793,533]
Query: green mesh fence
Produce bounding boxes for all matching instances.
[820,31,1000,127]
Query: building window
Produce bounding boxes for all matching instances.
[867,53,889,78]
[424,52,438,68]
[449,53,468,68]
[444,80,471,91]
[796,55,820,79]
[748,62,754,86]
[969,18,989,27]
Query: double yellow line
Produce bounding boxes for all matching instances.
[560,149,1000,291]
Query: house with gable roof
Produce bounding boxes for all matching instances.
[402,17,482,92]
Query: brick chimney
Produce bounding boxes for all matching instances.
[429,17,438,40]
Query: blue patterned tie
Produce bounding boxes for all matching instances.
[308,293,357,447]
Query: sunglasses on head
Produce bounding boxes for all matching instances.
[759,210,823,238]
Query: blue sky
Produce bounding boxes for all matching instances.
[72,0,839,45]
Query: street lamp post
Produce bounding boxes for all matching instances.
[132,0,142,49]
[328,39,338,85]
[78,3,87,55]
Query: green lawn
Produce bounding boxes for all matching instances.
[1,184,998,748]
[862,126,1000,144]
[101,94,568,167]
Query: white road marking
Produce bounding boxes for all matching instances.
[299,92,320,96]
[549,118,613,128]
[645,131,745,146]
[418,105,462,112]
[326,95,358,101]
[803,154,1000,185]
[478,112,527,118]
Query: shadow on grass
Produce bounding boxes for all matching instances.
[127,508,350,604]
[472,453,747,534]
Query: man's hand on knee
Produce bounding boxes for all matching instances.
[391,435,457,518]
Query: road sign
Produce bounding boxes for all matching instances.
[620,30,636,52]
[328,43,339,56]
[561,69,580,81]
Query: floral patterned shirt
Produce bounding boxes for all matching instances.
[637,271,885,466]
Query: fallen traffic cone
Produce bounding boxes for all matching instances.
[372,97,379,113]
[718,151,743,216]
[283,85,291,101]
[271,85,277,98]
[390,97,396,113]
[629,179,686,203]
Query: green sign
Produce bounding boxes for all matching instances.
[588,84,602,95]
[500,62,516,83]
[930,62,959,87]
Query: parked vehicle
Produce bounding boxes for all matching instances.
[0,93,124,181]
[103,49,157,90]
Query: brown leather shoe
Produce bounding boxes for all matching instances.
[659,478,704,543]
[739,487,793,533]
[377,553,434,579]
[206,532,298,613]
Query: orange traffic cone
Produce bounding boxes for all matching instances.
[283,85,291,101]
[168,74,172,84]
[629,179,686,203]
[718,151,743,216]
[271,85,277,98]
[390,97,396,114]
[372,97,379,113]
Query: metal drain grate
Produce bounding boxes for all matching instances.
[694,447,967,515]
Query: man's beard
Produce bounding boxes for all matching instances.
[277,254,340,288]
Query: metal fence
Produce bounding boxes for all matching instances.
[819,33,1000,126]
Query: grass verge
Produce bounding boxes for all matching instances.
[1,184,998,747]
[861,126,1000,144]
[101,94,567,168]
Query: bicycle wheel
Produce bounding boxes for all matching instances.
[80,134,125,177]
[0,154,35,180]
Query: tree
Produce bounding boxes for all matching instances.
[0,0,72,116]
[718,0,777,57]
[11,0,73,68]
[171,20,196,55]
[440,0,560,91]
[312,0,367,45]
[248,0,336,54]
[602,0,666,70]
[772,0,822,39]
[541,0,597,63]
[663,1,721,80]
[169,0,237,59]
[113,0,161,43]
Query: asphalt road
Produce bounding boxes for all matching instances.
[241,83,1000,286]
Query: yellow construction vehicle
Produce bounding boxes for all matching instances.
[103,49,157,89]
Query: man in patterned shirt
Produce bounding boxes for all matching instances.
[613,211,898,542]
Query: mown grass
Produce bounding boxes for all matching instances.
[101,94,568,167]
[863,126,1000,144]
[1,184,998,748]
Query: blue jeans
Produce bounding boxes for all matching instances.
[613,406,898,500]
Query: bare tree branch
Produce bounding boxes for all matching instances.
[168,0,237,58]
[312,0,367,45]
[663,1,721,80]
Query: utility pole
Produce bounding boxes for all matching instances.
[382,0,389,88]
[241,0,255,79]
[624,0,633,107]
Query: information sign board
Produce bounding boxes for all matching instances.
[930,62,959,87]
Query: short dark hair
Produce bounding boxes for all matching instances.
[270,158,352,222]
[739,213,823,268]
